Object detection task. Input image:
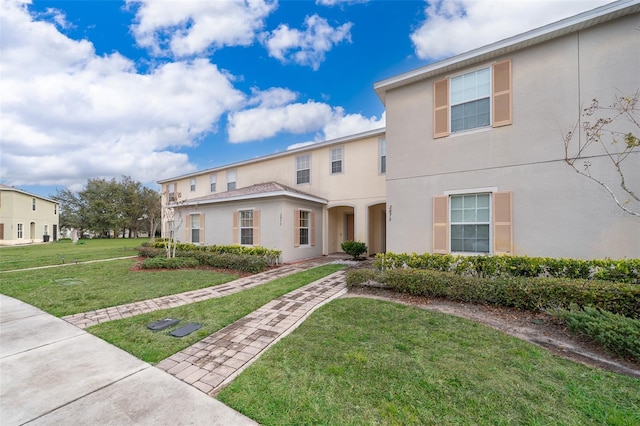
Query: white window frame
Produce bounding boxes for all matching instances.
[445,187,496,255]
[299,210,310,246]
[190,214,200,243]
[227,169,237,191]
[239,209,254,245]
[450,66,491,133]
[17,223,23,239]
[190,178,196,192]
[330,147,343,174]
[379,137,386,174]
[168,183,176,202]
[32,198,36,211]
[210,173,217,192]
[296,154,311,185]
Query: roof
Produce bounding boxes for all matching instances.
[374,0,640,104]
[157,127,385,184]
[174,181,328,207]
[0,184,58,204]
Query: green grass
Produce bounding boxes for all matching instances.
[0,259,237,316]
[0,238,147,271]
[218,297,640,425]
[88,264,345,363]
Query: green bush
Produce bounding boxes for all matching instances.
[374,252,639,284]
[346,268,640,319]
[341,240,368,260]
[148,240,281,266]
[552,305,640,361]
[186,251,267,274]
[141,257,199,269]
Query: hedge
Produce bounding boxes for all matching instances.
[141,257,199,269]
[346,268,640,319]
[147,240,282,266]
[374,252,640,284]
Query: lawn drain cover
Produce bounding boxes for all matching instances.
[170,323,202,337]
[54,278,84,286]
[147,318,180,331]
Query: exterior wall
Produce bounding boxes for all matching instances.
[161,131,387,258]
[175,196,324,263]
[0,189,59,246]
[384,13,640,259]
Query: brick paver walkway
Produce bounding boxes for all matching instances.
[62,258,334,329]
[155,270,347,395]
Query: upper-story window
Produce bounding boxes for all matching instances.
[227,169,237,191]
[54,204,57,214]
[433,60,511,139]
[330,147,343,174]
[168,182,176,202]
[210,173,217,192]
[379,137,386,174]
[296,154,311,184]
[32,198,36,211]
[190,178,196,192]
[450,68,490,133]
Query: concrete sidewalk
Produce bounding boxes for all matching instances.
[0,294,257,426]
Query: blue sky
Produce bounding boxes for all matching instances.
[0,0,613,198]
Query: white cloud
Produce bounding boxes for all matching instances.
[411,0,614,60]
[227,101,334,142]
[316,0,368,5]
[321,109,385,140]
[286,141,316,150]
[248,87,298,108]
[262,14,352,70]
[128,0,277,57]
[0,0,245,188]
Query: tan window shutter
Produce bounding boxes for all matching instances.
[232,211,239,245]
[253,209,260,246]
[492,60,512,127]
[433,78,450,138]
[174,182,179,201]
[199,213,204,244]
[310,211,316,247]
[433,195,449,254]
[185,214,191,242]
[493,191,513,255]
[294,209,300,247]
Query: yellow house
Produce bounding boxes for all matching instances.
[0,184,60,246]
[158,128,386,262]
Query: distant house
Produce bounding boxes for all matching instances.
[0,185,60,245]
[159,1,639,262]
[375,0,639,259]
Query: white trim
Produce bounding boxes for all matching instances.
[182,190,327,207]
[445,187,498,196]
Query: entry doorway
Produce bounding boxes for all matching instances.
[345,213,354,241]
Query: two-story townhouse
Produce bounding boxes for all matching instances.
[0,184,60,246]
[158,128,387,262]
[375,1,639,259]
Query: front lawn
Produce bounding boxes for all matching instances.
[0,238,146,271]
[218,297,640,425]
[0,259,237,316]
[87,264,345,363]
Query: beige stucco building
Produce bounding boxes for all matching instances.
[0,184,60,245]
[160,1,639,262]
[376,0,639,260]
[159,129,387,262]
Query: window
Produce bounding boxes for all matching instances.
[296,154,310,184]
[451,68,490,133]
[227,169,237,191]
[330,147,343,174]
[299,210,310,245]
[433,60,511,138]
[379,137,386,174]
[190,178,196,192]
[450,194,490,253]
[433,191,513,255]
[54,204,57,214]
[17,223,23,239]
[168,183,176,202]
[44,225,48,236]
[190,214,200,243]
[32,198,36,211]
[210,173,217,192]
[239,210,254,245]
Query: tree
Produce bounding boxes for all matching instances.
[51,188,88,236]
[160,189,184,258]
[140,187,161,241]
[563,91,640,217]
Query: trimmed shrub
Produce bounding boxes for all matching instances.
[552,305,640,361]
[374,252,639,284]
[141,257,199,269]
[341,240,368,260]
[346,268,640,318]
[136,246,164,258]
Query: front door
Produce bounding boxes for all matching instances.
[345,213,354,241]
